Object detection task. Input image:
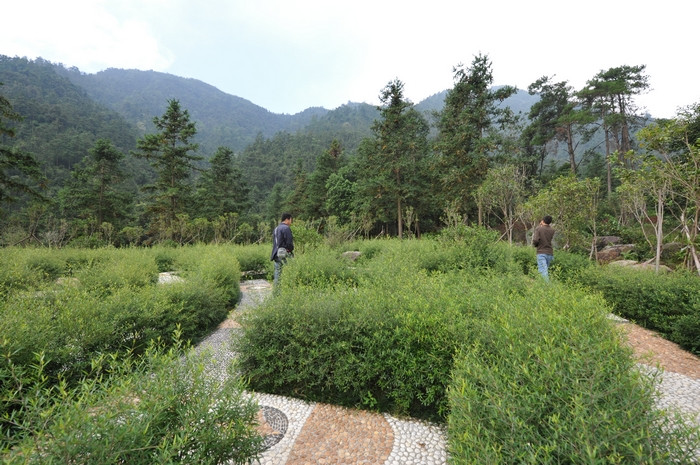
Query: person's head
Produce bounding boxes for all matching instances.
[542,215,552,225]
[281,212,292,224]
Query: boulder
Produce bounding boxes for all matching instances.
[596,244,635,264]
[341,251,362,262]
[55,277,80,287]
[661,242,683,260]
[631,262,673,273]
[158,272,184,284]
[596,236,622,249]
[606,259,672,273]
[606,260,639,268]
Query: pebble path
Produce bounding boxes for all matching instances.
[193,279,700,464]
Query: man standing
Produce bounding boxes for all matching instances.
[271,213,294,287]
[532,215,554,281]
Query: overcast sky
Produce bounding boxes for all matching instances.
[2,0,697,118]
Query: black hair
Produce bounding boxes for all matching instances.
[543,215,552,225]
[281,212,292,222]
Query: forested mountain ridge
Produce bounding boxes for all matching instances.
[56,66,331,154]
[0,56,141,187]
[1,55,539,162]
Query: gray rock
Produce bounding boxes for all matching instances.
[596,244,635,263]
[341,251,362,261]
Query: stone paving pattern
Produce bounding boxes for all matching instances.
[193,279,700,464]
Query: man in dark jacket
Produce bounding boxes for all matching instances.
[532,215,554,281]
[271,212,294,287]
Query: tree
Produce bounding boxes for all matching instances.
[194,146,250,219]
[638,104,700,275]
[616,152,670,273]
[304,139,346,219]
[58,139,132,237]
[0,89,45,211]
[474,165,526,244]
[525,76,595,174]
[522,175,600,251]
[579,65,650,194]
[324,170,356,225]
[434,54,517,217]
[355,79,430,238]
[132,99,201,240]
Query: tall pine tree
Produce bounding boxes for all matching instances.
[194,146,250,219]
[355,79,430,238]
[133,99,201,241]
[434,54,516,219]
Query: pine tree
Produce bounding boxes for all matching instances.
[355,79,430,238]
[133,99,201,240]
[194,146,250,219]
[434,54,516,218]
[58,139,132,234]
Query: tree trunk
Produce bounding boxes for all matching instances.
[397,197,403,239]
[567,124,576,173]
[605,125,612,196]
[654,190,664,274]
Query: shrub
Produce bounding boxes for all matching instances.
[672,299,700,353]
[3,339,263,464]
[448,283,700,463]
[232,243,271,276]
[74,249,157,294]
[511,245,536,276]
[154,247,177,272]
[0,245,240,436]
[277,246,358,290]
[23,252,65,281]
[236,268,469,420]
[549,249,594,282]
[575,266,700,343]
[290,220,323,253]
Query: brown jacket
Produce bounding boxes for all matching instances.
[533,224,554,255]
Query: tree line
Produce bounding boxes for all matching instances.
[1,53,698,274]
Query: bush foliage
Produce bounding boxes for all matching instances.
[3,234,700,462]
[236,236,700,461]
[3,337,263,464]
[0,245,245,451]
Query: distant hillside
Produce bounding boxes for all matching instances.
[56,67,329,154]
[0,55,544,199]
[415,87,540,117]
[56,67,539,156]
[0,56,140,188]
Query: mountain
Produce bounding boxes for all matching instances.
[3,55,541,159]
[0,56,141,187]
[0,55,545,200]
[55,67,329,154]
[415,87,540,117]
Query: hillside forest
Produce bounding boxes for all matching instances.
[1,54,699,274]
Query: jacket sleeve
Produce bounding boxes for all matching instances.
[532,228,540,247]
[282,227,294,252]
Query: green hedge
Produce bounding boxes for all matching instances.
[574,265,700,353]
[0,245,242,444]
[236,238,700,460]
[2,339,263,464]
[237,267,469,420]
[448,283,698,463]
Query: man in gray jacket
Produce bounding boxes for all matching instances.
[271,213,294,287]
[532,215,554,281]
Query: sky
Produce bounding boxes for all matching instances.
[2,0,698,118]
